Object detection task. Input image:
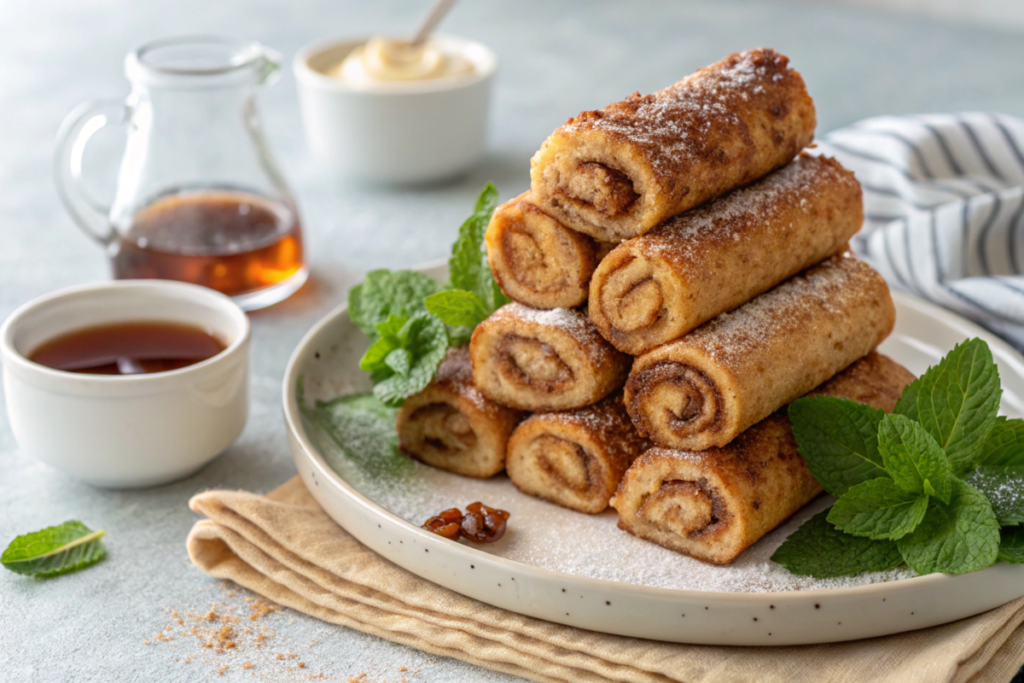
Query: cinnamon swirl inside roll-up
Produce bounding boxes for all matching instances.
[624,255,896,451]
[396,347,522,478]
[485,193,604,310]
[469,303,631,412]
[589,154,863,355]
[506,392,648,514]
[530,48,816,242]
[611,352,915,565]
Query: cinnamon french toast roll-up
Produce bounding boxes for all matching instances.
[506,392,649,514]
[469,303,631,412]
[396,347,521,478]
[611,352,915,565]
[625,255,895,451]
[530,48,816,242]
[589,154,862,355]
[485,192,604,309]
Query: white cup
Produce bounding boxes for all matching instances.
[1,280,250,488]
[293,35,497,184]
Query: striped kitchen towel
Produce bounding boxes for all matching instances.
[812,113,1024,349]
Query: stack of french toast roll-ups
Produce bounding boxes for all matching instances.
[396,48,916,565]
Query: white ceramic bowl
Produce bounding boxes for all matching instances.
[293,35,497,184]
[1,280,250,488]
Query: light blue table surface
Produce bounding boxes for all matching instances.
[3,1,1024,680]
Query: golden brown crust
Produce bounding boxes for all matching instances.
[396,347,522,478]
[530,48,816,241]
[506,392,649,514]
[610,352,915,565]
[485,192,599,309]
[589,154,863,355]
[624,255,896,450]
[469,303,631,412]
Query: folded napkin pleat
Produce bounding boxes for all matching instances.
[187,477,1024,683]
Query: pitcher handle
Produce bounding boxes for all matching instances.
[53,99,129,246]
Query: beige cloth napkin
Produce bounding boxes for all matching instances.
[187,477,1024,683]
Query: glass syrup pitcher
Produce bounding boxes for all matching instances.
[55,36,307,311]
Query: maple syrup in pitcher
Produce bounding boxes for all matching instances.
[112,190,304,298]
[54,37,306,310]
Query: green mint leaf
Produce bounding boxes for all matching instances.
[376,314,408,340]
[894,338,1001,474]
[896,478,1000,575]
[976,417,1024,467]
[964,465,1024,526]
[771,510,904,578]
[446,325,475,348]
[348,283,369,337]
[385,348,412,377]
[788,397,888,496]
[827,479,929,540]
[309,393,412,476]
[998,527,1024,564]
[449,183,499,298]
[350,270,442,341]
[484,263,511,312]
[424,289,491,329]
[878,413,952,504]
[2,521,107,577]
[372,312,449,407]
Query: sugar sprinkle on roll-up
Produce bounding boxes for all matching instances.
[396,347,521,478]
[530,48,816,242]
[589,154,863,355]
[612,352,915,565]
[506,392,648,514]
[485,192,606,310]
[625,255,896,451]
[470,303,630,412]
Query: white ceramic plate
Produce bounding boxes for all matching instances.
[282,264,1024,646]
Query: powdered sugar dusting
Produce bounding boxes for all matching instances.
[310,412,917,592]
[559,48,799,177]
[493,302,618,365]
[685,254,869,367]
[640,154,848,262]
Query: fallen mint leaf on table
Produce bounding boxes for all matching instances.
[788,396,888,496]
[2,521,106,577]
[896,478,1000,575]
[770,510,904,578]
[827,478,929,541]
[894,338,1001,475]
[877,413,952,504]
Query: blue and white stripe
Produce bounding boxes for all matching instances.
[812,113,1024,349]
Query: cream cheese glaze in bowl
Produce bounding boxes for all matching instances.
[1,280,250,488]
[293,35,497,184]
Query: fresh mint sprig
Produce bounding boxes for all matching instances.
[425,182,509,333]
[346,184,505,407]
[775,338,1023,578]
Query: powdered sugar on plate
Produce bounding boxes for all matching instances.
[307,418,916,594]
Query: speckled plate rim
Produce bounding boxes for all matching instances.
[282,265,1024,646]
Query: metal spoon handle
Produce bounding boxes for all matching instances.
[411,0,458,46]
